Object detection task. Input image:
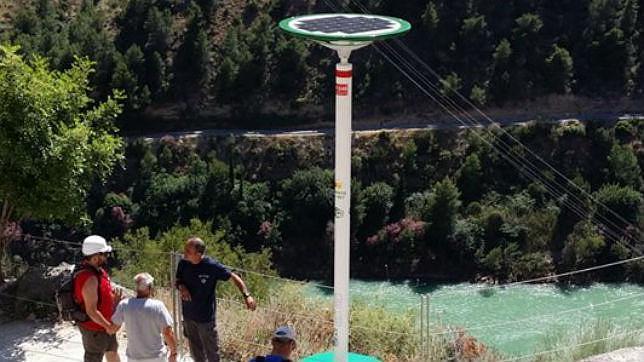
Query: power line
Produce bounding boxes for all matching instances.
[370,37,640,253]
[384,40,640,254]
[317,0,638,257]
[340,0,643,252]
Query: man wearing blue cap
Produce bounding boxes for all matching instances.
[250,326,296,362]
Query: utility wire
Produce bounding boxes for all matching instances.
[340,0,642,250]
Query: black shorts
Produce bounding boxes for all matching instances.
[78,326,118,362]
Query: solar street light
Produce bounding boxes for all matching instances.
[280,13,410,361]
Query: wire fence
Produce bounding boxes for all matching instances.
[501,327,644,361]
[3,234,644,361]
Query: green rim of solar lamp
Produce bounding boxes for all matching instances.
[279,13,411,43]
[301,352,381,362]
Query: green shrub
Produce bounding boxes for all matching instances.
[112,219,275,300]
[562,221,606,269]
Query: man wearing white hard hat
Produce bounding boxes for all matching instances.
[73,235,122,362]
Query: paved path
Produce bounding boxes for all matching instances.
[0,320,105,361]
[0,320,199,362]
[581,347,644,362]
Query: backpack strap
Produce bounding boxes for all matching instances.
[73,264,102,309]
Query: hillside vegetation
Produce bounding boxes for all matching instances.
[1,0,643,132]
[11,119,643,283]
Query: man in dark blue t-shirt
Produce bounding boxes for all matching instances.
[176,237,256,362]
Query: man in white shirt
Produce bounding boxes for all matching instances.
[112,273,177,362]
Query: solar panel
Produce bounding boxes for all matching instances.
[295,16,396,34]
[279,13,411,44]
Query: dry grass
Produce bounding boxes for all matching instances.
[530,319,644,362]
[152,283,500,361]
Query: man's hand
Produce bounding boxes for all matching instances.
[244,295,256,311]
[105,324,119,335]
[178,285,191,302]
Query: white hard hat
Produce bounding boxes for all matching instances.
[82,235,112,256]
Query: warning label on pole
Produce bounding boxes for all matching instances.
[336,84,348,96]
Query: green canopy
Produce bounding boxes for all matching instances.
[302,352,380,362]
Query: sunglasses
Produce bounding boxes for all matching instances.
[273,337,295,345]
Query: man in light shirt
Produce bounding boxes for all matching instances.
[112,273,177,362]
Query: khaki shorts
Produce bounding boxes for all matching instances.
[78,326,118,362]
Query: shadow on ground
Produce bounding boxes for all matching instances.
[0,320,82,361]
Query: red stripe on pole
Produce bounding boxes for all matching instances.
[336,84,348,96]
[335,69,352,78]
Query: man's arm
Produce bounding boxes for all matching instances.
[81,276,115,332]
[175,260,191,301]
[229,272,256,310]
[163,326,177,362]
[108,300,125,335]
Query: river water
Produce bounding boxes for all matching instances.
[308,280,644,356]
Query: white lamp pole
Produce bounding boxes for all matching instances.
[334,46,354,361]
[279,14,410,361]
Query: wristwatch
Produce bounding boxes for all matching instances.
[242,291,251,299]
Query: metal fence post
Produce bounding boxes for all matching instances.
[170,251,178,355]
[425,295,430,359]
[174,251,184,357]
[419,294,424,359]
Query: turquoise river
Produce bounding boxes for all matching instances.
[308,281,644,356]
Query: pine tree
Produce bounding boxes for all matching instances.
[117,0,153,49]
[490,38,512,102]
[457,14,493,90]
[146,51,168,98]
[143,7,172,54]
[174,6,212,92]
[422,1,440,31]
[545,45,574,94]
[510,13,544,98]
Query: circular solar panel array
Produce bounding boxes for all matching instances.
[279,13,411,43]
[295,15,395,34]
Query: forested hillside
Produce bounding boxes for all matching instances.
[2,0,643,283]
[2,0,643,132]
[12,119,643,283]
